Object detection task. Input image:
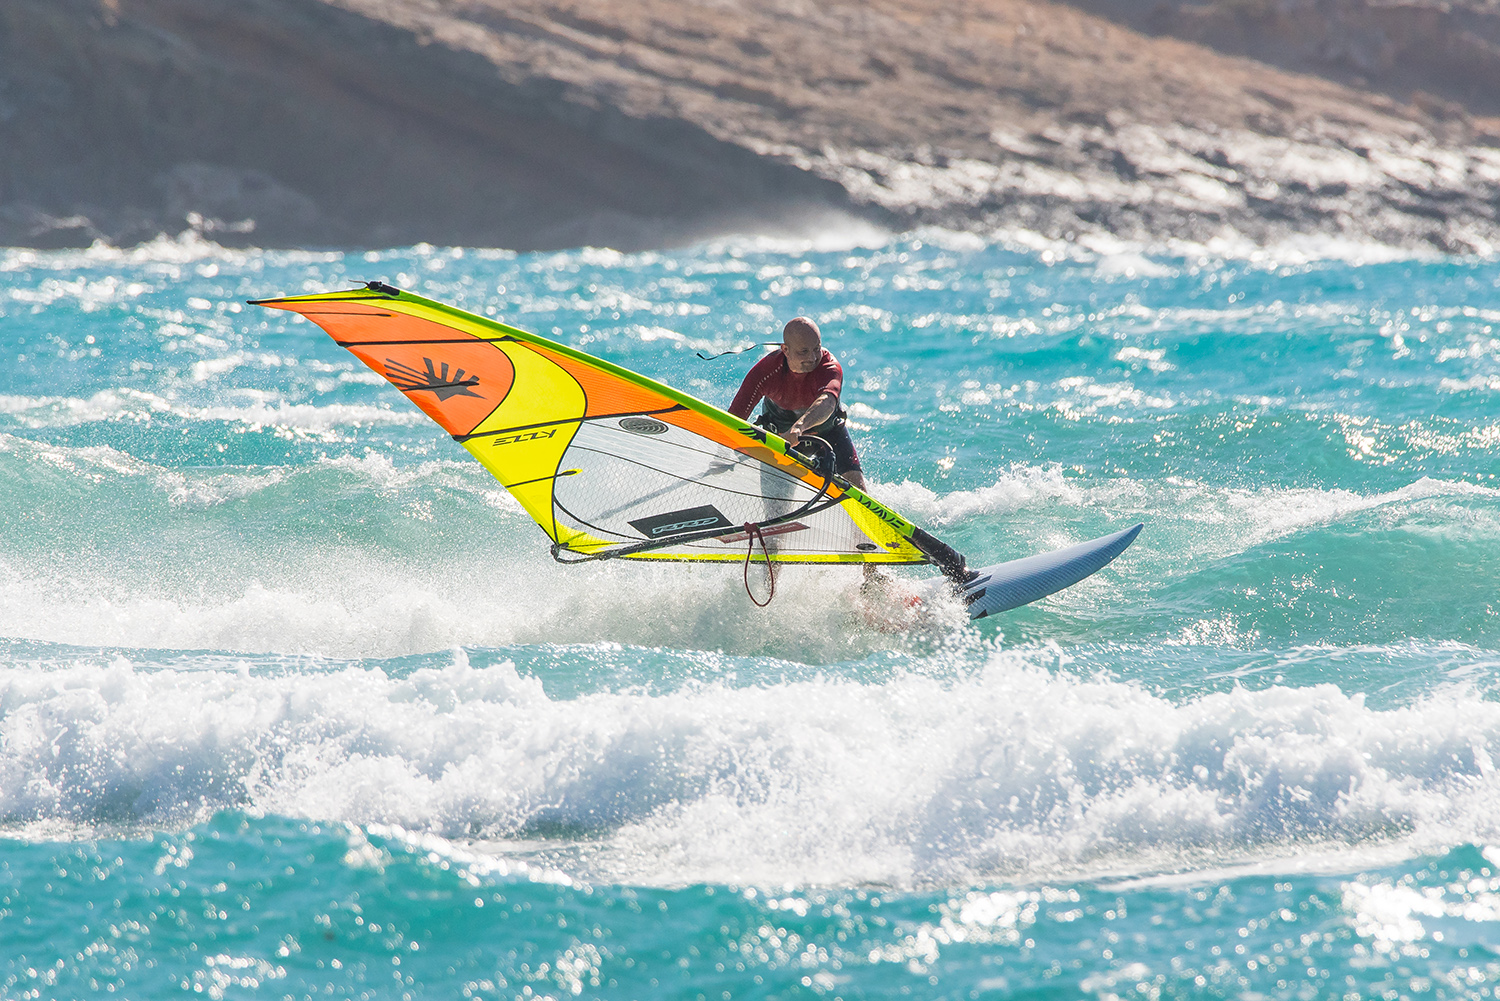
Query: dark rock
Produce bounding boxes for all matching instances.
[1,0,1498,253]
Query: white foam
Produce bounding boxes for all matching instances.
[0,390,417,432]
[0,435,507,511]
[6,646,1500,889]
[0,432,155,479]
[0,232,346,273]
[1091,252,1179,280]
[973,220,1443,268]
[0,435,953,658]
[1166,475,1500,559]
[881,469,1500,565]
[1113,346,1176,372]
[0,548,958,661]
[870,464,1084,526]
[704,215,898,254]
[845,401,903,422]
[2,436,1492,658]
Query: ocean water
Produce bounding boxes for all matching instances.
[2,229,1500,999]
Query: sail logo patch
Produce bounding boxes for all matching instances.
[492,428,556,447]
[386,357,482,400]
[629,504,734,539]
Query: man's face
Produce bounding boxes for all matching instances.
[782,330,821,373]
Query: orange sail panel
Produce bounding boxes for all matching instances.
[251,286,931,566]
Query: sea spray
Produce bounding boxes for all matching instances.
[4,646,1500,891]
[3,234,1500,997]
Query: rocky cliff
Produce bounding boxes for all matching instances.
[1068,0,1500,118]
[4,0,1499,251]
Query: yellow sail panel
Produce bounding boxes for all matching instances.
[251,285,930,565]
[460,342,587,545]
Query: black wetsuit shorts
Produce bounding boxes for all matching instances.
[819,420,862,475]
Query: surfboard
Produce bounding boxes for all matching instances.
[953,523,1143,620]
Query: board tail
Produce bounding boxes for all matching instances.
[964,523,1143,620]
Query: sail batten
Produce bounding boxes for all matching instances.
[253,285,933,566]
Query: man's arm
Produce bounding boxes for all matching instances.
[785,352,843,446]
[728,351,780,419]
[786,390,838,446]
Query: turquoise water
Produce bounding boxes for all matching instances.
[3,232,1500,998]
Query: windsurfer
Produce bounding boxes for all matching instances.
[727,317,866,489]
[729,317,976,587]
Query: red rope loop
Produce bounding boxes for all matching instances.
[742,522,775,607]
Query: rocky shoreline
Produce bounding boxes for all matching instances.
[4,0,1499,252]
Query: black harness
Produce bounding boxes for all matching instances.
[753,398,847,438]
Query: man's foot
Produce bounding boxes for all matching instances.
[854,567,924,631]
[860,565,892,595]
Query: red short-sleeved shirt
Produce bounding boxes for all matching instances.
[728,348,843,419]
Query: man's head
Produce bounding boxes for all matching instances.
[781,317,822,374]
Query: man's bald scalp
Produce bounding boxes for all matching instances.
[782,317,821,346]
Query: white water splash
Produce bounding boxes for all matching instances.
[4,646,1500,890]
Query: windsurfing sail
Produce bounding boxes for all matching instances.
[250,282,936,566]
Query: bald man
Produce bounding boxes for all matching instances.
[728,317,867,490]
[728,316,978,587]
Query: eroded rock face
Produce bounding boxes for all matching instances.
[812,121,1500,254]
[0,0,866,250]
[2,0,1498,251]
[1067,0,1500,118]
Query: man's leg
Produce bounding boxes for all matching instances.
[759,459,796,577]
[824,422,863,487]
[828,424,975,588]
[823,424,880,580]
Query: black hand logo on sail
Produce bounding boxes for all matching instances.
[385,357,482,400]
